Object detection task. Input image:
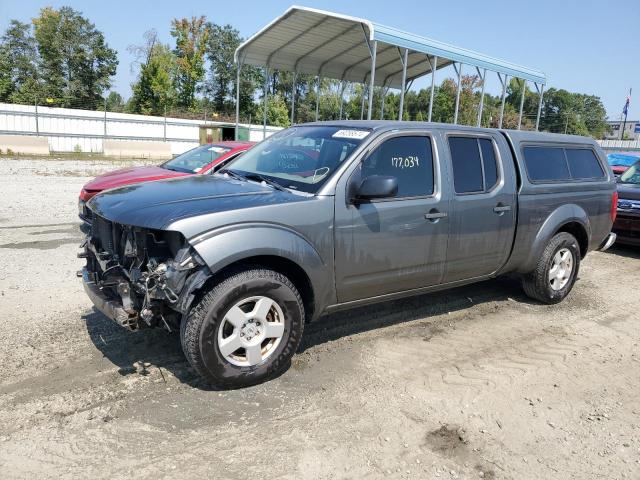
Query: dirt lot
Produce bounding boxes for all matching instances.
[0,158,638,480]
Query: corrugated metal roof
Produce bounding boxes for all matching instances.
[236,6,547,89]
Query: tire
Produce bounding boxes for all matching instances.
[180,267,304,389]
[522,232,581,304]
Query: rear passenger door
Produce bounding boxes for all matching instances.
[443,133,517,283]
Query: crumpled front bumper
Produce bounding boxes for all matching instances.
[82,268,139,330]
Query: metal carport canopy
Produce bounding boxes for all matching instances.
[235,6,546,88]
[234,6,547,135]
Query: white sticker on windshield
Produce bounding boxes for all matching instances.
[332,129,370,140]
[209,146,226,153]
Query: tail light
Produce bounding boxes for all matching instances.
[611,191,618,223]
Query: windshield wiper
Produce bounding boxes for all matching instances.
[217,169,247,182]
[243,173,289,192]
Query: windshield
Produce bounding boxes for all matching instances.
[619,161,640,184]
[162,144,233,173]
[607,153,640,167]
[221,126,371,193]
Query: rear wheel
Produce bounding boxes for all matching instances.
[180,267,304,388]
[522,232,581,304]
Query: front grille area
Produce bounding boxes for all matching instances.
[92,214,116,254]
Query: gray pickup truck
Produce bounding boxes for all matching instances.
[80,121,617,388]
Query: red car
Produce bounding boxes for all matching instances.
[79,141,253,223]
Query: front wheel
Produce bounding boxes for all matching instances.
[522,232,581,304]
[180,267,305,388]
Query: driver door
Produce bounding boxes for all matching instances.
[334,133,450,303]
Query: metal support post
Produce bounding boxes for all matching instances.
[535,83,544,131]
[498,73,508,128]
[453,63,463,124]
[398,48,408,121]
[476,67,486,127]
[263,67,269,138]
[360,81,367,120]
[339,81,346,120]
[290,71,297,124]
[315,76,321,121]
[235,58,243,140]
[428,56,438,122]
[518,79,526,130]
[367,41,377,120]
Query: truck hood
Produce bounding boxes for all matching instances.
[617,183,640,201]
[87,174,307,229]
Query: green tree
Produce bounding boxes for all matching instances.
[206,23,238,114]
[105,91,125,112]
[0,20,40,103]
[538,88,607,137]
[205,23,261,121]
[32,7,118,109]
[0,45,13,101]
[255,93,290,127]
[171,16,210,110]
[129,38,177,116]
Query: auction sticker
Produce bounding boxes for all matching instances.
[332,129,370,140]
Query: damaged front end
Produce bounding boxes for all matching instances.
[80,214,210,331]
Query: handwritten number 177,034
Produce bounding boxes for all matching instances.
[391,156,420,169]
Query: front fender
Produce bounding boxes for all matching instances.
[188,223,332,317]
[517,203,591,274]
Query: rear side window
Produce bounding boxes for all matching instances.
[523,147,570,181]
[565,149,605,179]
[523,146,605,182]
[361,136,434,197]
[448,136,500,194]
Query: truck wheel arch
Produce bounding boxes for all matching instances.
[554,221,589,258]
[521,204,591,273]
[187,224,330,321]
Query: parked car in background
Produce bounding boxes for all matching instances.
[79,122,617,388]
[607,152,640,176]
[613,160,640,245]
[79,141,253,223]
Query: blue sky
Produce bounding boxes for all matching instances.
[1,0,638,119]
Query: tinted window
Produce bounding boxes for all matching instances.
[523,147,570,181]
[565,149,605,179]
[449,137,483,193]
[361,136,434,197]
[479,138,499,190]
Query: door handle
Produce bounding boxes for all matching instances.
[493,205,512,213]
[424,211,448,220]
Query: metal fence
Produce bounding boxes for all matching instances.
[597,139,640,152]
[0,102,280,155]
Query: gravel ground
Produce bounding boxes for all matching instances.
[0,158,638,480]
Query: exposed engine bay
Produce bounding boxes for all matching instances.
[81,214,210,331]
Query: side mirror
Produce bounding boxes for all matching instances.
[355,175,398,201]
